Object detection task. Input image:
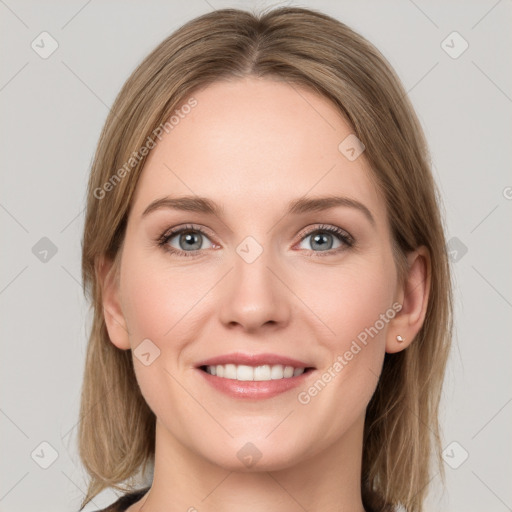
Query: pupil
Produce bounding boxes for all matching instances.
[312,233,332,251]
[181,232,201,250]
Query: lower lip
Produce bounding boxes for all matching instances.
[196,368,314,399]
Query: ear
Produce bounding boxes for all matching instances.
[386,246,431,354]
[96,255,131,350]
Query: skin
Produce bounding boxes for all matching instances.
[100,76,430,512]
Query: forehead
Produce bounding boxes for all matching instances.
[130,77,386,227]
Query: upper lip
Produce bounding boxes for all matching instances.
[196,352,315,369]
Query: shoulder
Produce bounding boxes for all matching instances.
[89,487,150,512]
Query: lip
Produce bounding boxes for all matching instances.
[194,352,316,400]
[196,366,315,400]
[195,352,314,369]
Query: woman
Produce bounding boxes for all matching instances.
[78,6,453,512]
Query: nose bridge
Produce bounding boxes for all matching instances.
[217,234,290,330]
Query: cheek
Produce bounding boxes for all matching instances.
[296,259,395,409]
[278,259,397,455]
[118,248,223,404]
[305,257,396,346]
[120,250,213,342]
[119,250,211,422]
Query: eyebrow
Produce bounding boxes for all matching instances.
[141,194,376,227]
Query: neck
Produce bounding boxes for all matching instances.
[129,415,367,512]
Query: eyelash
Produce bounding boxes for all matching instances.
[155,223,355,258]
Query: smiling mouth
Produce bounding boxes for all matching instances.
[198,364,315,381]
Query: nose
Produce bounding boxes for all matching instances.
[217,245,292,333]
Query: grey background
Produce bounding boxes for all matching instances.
[1,0,511,511]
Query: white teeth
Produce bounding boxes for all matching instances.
[283,366,294,378]
[205,364,306,381]
[254,365,271,381]
[271,364,284,379]
[236,365,253,381]
[224,364,237,379]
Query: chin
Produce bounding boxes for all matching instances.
[196,435,309,473]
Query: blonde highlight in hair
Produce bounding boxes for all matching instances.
[78,7,453,511]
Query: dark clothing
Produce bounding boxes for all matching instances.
[93,486,385,511]
[92,487,150,512]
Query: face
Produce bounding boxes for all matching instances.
[108,76,402,471]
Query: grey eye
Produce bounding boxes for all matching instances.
[298,231,343,252]
[168,230,213,252]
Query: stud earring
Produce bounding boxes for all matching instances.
[396,335,405,343]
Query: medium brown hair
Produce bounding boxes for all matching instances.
[78,7,453,511]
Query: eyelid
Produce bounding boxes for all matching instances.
[295,223,354,246]
[157,224,216,245]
